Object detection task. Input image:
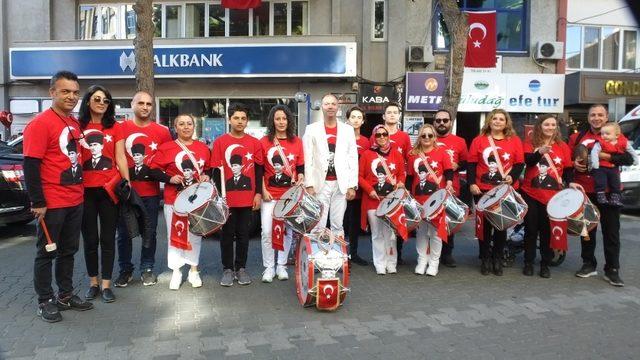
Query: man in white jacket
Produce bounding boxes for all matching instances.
[303,94,359,235]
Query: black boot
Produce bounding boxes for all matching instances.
[523,262,534,276]
[480,258,491,275]
[493,257,503,276]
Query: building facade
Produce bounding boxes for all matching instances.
[1,0,567,145]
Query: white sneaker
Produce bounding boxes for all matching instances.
[376,267,386,275]
[262,267,275,283]
[276,265,289,281]
[415,261,427,275]
[426,262,439,276]
[188,270,202,288]
[386,265,397,274]
[169,269,182,290]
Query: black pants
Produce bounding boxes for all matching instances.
[34,204,83,303]
[522,192,552,266]
[442,235,455,258]
[593,166,621,194]
[345,198,363,255]
[221,207,252,271]
[82,187,118,280]
[474,195,506,260]
[581,193,621,270]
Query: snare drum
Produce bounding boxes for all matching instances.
[423,189,469,235]
[273,185,323,234]
[476,184,528,231]
[295,229,349,311]
[173,182,229,236]
[375,189,423,233]
[547,188,600,236]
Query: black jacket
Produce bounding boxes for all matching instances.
[115,179,153,248]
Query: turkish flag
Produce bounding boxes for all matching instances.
[475,209,485,241]
[221,0,261,9]
[433,210,449,243]
[170,212,191,250]
[272,219,285,251]
[316,278,340,311]
[386,206,409,241]
[524,124,534,144]
[549,218,568,251]
[464,11,497,68]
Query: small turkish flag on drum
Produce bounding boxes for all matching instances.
[387,205,409,241]
[272,218,285,251]
[170,212,191,250]
[316,278,340,311]
[549,218,568,251]
[464,11,497,68]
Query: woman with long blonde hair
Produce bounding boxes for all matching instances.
[406,124,453,276]
[467,109,524,276]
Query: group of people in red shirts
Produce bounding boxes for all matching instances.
[23,71,631,325]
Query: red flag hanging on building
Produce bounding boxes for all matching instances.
[272,219,285,251]
[549,218,568,251]
[170,212,191,251]
[221,0,261,9]
[464,11,497,68]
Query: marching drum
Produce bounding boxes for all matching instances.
[476,184,528,231]
[173,182,229,236]
[375,188,423,233]
[547,188,600,236]
[423,189,469,235]
[295,229,350,311]
[273,185,323,234]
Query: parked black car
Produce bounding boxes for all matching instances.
[0,136,32,226]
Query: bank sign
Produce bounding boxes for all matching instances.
[406,72,564,113]
[9,43,357,79]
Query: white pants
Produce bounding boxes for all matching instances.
[314,180,347,235]
[260,199,293,269]
[367,210,396,272]
[415,220,442,270]
[163,205,202,270]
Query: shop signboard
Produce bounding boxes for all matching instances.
[358,84,397,113]
[10,43,357,79]
[405,72,445,111]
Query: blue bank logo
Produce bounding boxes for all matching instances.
[529,80,541,92]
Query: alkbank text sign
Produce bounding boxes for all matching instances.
[10,43,357,79]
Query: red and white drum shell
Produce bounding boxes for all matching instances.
[375,188,423,233]
[476,184,528,231]
[273,185,323,235]
[423,189,469,235]
[295,232,349,309]
[547,188,600,235]
[173,182,229,236]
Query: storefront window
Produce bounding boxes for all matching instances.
[209,4,226,37]
[125,5,136,39]
[153,4,162,37]
[185,3,205,37]
[159,98,297,144]
[79,5,99,40]
[229,9,250,36]
[434,0,527,52]
[602,27,620,70]
[253,2,270,36]
[100,6,119,39]
[583,26,601,69]
[624,30,637,70]
[372,0,386,41]
[273,3,288,36]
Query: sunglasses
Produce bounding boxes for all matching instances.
[374,132,389,138]
[434,118,450,124]
[92,97,111,105]
[421,133,435,139]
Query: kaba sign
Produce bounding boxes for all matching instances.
[358,84,397,113]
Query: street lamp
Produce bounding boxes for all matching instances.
[294,91,312,125]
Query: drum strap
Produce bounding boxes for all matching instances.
[273,138,295,178]
[376,154,397,185]
[487,136,508,179]
[174,140,203,176]
[418,152,442,184]
[541,142,562,185]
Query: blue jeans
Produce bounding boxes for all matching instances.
[117,195,159,274]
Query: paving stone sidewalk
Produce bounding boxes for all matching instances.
[1,213,640,359]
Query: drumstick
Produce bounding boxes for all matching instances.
[219,165,226,198]
[39,218,57,252]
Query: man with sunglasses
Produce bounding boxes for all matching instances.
[23,70,94,323]
[433,109,468,267]
[382,102,412,265]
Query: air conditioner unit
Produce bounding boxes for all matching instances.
[535,41,564,60]
[407,45,434,64]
